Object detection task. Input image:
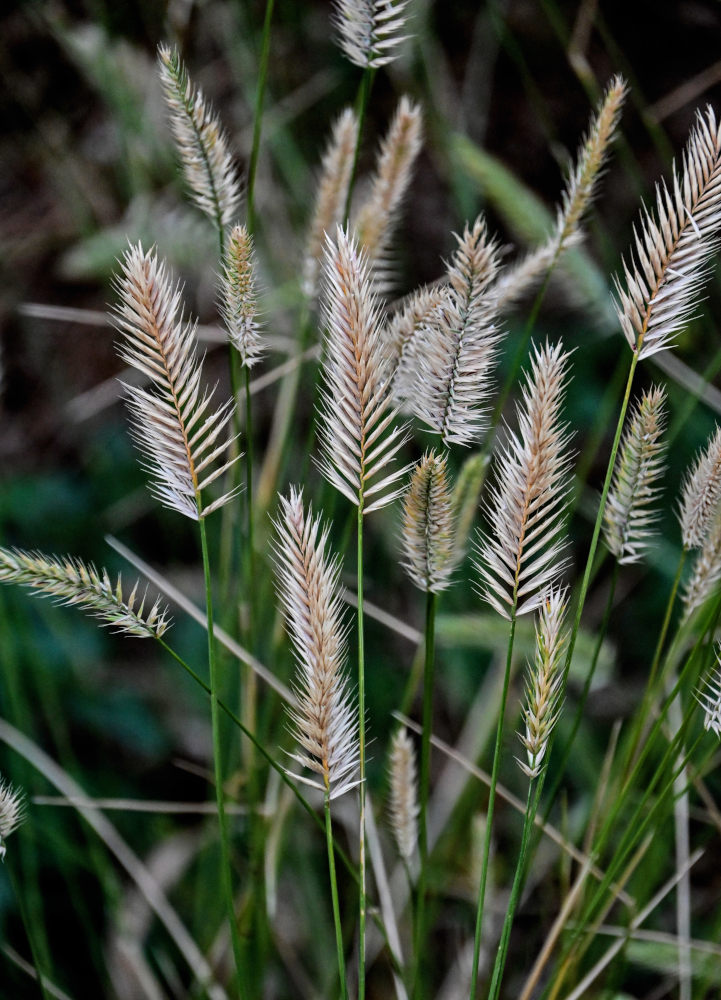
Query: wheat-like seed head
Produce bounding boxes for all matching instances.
[273,488,360,800]
[388,726,418,863]
[317,226,410,514]
[683,508,721,619]
[303,108,359,299]
[476,340,573,619]
[603,386,667,564]
[412,217,502,448]
[220,224,264,369]
[158,45,241,230]
[401,450,456,593]
[678,424,721,549]
[614,106,721,359]
[114,243,241,521]
[0,547,171,638]
[353,96,423,294]
[695,652,721,737]
[517,587,568,779]
[0,775,25,861]
[383,284,450,410]
[333,0,410,69]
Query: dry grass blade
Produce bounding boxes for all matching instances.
[0,547,170,638]
[388,726,418,863]
[401,450,456,593]
[603,386,667,564]
[157,44,241,230]
[273,488,360,799]
[614,106,721,359]
[476,340,573,618]
[220,224,264,368]
[678,424,721,548]
[333,0,411,69]
[114,243,241,520]
[317,226,410,513]
[412,216,502,447]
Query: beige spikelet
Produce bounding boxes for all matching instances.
[695,650,721,736]
[401,451,456,593]
[683,509,721,619]
[333,0,410,69]
[220,224,264,368]
[383,284,449,409]
[388,727,418,863]
[0,775,25,861]
[678,425,721,549]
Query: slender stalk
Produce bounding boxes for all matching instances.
[487,779,542,1000]
[469,613,517,998]
[246,0,275,234]
[343,68,376,223]
[357,499,368,1000]
[244,363,256,638]
[198,516,246,996]
[6,861,52,1000]
[326,793,349,1000]
[413,588,437,997]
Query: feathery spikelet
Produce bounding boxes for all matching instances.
[317,226,410,514]
[614,106,721,359]
[0,775,25,861]
[451,452,488,568]
[333,0,410,69]
[476,341,573,619]
[490,233,580,315]
[0,547,171,638]
[353,97,423,293]
[678,425,721,549]
[114,243,240,521]
[303,108,359,299]
[517,587,568,778]
[683,508,721,619]
[388,727,418,863]
[695,653,721,736]
[603,386,667,564]
[413,217,502,447]
[158,44,241,230]
[220,224,264,368]
[384,284,449,409]
[401,451,456,593]
[273,488,360,800]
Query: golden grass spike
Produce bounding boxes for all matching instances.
[272,488,360,800]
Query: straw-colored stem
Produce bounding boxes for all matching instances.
[199,515,246,996]
[413,588,437,998]
[469,613,517,999]
[326,793,349,1000]
[343,68,376,223]
[6,861,52,1000]
[357,498,368,1000]
[246,0,275,234]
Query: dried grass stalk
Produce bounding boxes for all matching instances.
[614,106,721,359]
[220,224,264,368]
[333,0,410,69]
[114,243,240,521]
[0,547,170,638]
[603,386,667,564]
[678,425,721,549]
[401,450,456,593]
[476,341,573,619]
[0,775,25,861]
[388,727,418,863]
[412,217,502,447]
[317,226,409,514]
[158,45,241,230]
[273,488,360,799]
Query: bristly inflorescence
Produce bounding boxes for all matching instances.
[683,509,721,619]
[412,216,502,448]
[114,243,241,521]
[476,341,573,619]
[0,775,25,861]
[0,548,171,638]
[353,96,423,294]
[603,386,667,564]
[158,45,241,231]
[303,108,359,299]
[678,424,721,549]
[317,226,410,514]
[695,653,721,737]
[401,450,456,593]
[517,587,568,778]
[333,0,410,69]
[220,224,265,368]
[388,726,418,863]
[383,284,450,409]
[614,106,721,360]
[272,488,360,800]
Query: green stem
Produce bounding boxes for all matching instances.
[343,68,376,224]
[469,613,517,999]
[246,0,275,234]
[487,779,542,1000]
[357,499,367,1000]
[326,793,349,1000]
[244,362,256,639]
[198,515,246,997]
[413,588,437,998]
[6,860,52,1000]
